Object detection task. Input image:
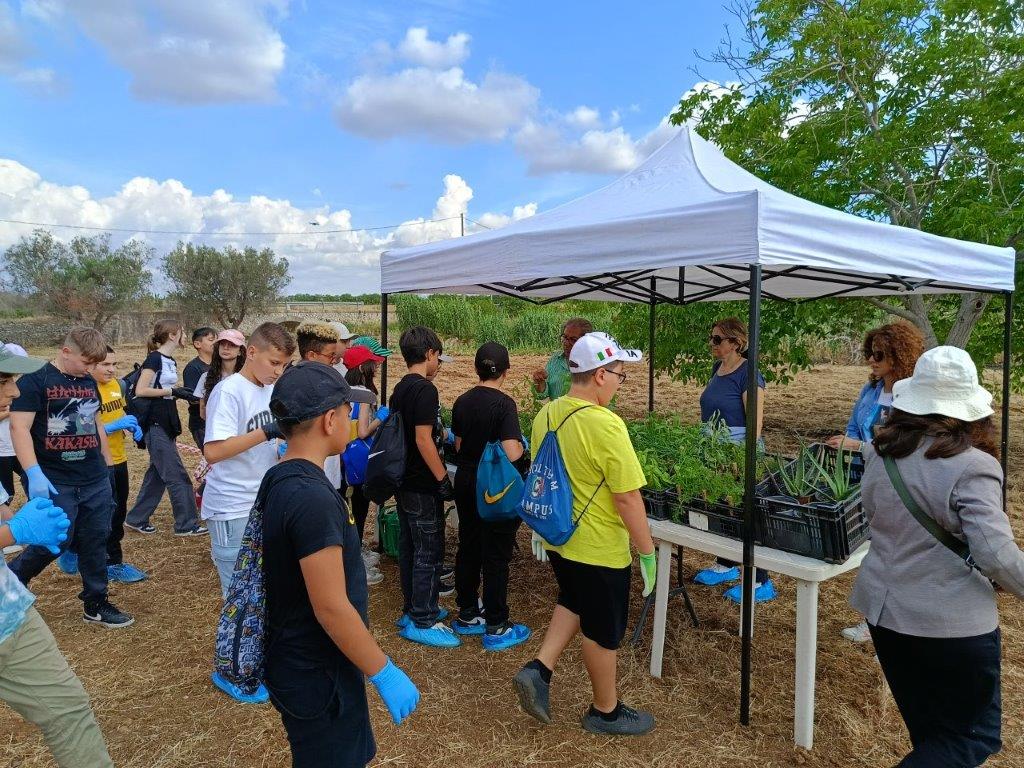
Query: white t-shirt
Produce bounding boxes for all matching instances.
[0,418,13,458]
[877,391,894,407]
[201,373,278,521]
[193,371,208,400]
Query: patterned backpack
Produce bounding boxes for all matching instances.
[212,472,278,695]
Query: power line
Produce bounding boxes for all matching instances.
[466,217,494,230]
[0,215,464,237]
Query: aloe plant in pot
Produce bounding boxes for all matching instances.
[807,444,857,504]
[773,443,820,503]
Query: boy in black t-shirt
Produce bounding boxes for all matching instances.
[183,327,216,449]
[264,362,418,768]
[388,326,459,648]
[8,327,133,627]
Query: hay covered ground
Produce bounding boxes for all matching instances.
[3,346,1023,767]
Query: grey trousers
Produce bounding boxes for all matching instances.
[125,424,199,533]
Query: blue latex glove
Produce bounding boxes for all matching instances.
[24,464,58,500]
[375,405,390,421]
[277,440,287,459]
[106,414,143,442]
[445,429,456,446]
[369,657,419,725]
[6,497,69,555]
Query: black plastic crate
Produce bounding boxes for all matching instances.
[680,497,754,541]
[642,488,677,520]
[757,445,869,563]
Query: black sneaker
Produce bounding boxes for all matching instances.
[83,599,135,628]
[125,522,157,535]
[175,525,208,537]
[513,664,551,724]
[581,702,655,736]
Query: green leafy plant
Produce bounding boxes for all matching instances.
[773,442,820,501]
[807,445,857,504]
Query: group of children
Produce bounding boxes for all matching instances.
[0,316,662,768]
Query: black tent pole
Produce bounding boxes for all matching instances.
[648,277,656,412]
[380,293,389,405]
[1001,290,1013,506]
[740,264,761,726]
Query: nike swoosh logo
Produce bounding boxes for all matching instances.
[368,451,384,459]
[84,612,101,621]
[483,481,516,505]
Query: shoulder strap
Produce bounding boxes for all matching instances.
[882,455,975,568]
[549,405,593,432]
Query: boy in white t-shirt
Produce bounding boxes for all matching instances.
[202,322,295,610]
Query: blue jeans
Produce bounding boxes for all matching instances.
[395,490,445,628]
[209,517,247,600]
[10,478,113,604]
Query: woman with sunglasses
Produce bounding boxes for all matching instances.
[692,318,774,603]
[826,321,924,643]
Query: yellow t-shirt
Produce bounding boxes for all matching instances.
[531,396,646,568]
[97,378,128,465]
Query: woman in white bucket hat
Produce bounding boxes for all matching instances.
[850,346,1024,766]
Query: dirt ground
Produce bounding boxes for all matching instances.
[3,345,1023,768]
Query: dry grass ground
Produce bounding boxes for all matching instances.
[3,345,1023,767]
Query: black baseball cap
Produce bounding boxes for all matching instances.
[474,342,510,374]
[270,361,375,424]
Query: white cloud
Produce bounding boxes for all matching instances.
[36,1,287,103]
[474,202,537,230]
[514,115,678,176]
[337,67,538,143]
[0,1,61,94]
[0,159,535,293]
[564,106,602,130]
[396,27,470,68]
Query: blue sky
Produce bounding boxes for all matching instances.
[0,0,735,293]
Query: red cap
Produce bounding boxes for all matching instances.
[343,345,385,369]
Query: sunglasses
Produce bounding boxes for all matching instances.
[709,334,736,346]
[866,350,886,362]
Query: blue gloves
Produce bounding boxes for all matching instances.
[277,441,287,459]
[7,497,70,555]
[375,405,390,422]
[106,414,143,442]
[369,657,419,725]
[445,429,456,446]
[25,464,57,500]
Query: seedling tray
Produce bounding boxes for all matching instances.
[642,488,677,520]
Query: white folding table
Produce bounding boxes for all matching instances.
[647,518,869,749]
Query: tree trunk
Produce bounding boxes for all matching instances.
[945,292,992,348]
[902,295,939,349]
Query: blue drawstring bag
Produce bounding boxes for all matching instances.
[518,406,602,546]
[477,441,524,521]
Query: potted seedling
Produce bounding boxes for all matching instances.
[773,443,820,504]
[807,444,858,504]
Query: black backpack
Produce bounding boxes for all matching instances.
[363,410,407,504]
[121,363,151,436]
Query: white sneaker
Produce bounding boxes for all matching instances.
[2,544,24,556]
[362,547,380,567]
[365,565,384,586]
[841,621,871,643]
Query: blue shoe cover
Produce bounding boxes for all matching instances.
[693,566,739,586]
[107,563,147,583]
[396,607,448,629]
[211,672,269,704]
[482,623,531,651]
[723,579,778,604]
[399,623,461,648]
[57,551,78,575]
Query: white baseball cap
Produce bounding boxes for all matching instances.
[891,346,993,422]
[331,322,357,341]
[568,332,643,373]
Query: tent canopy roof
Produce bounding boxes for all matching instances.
[380,128,1014,304]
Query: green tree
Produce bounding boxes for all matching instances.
[2,229,152,330]
[673,0,1023,351]
[163,242,291,327]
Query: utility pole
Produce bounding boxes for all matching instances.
[460,212,465,237]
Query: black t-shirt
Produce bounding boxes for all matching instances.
[181,356,209,431]
[141,350,182,437]
[10,362,107,486]
[451,386,521,470]
[262,459,369,665]
[389,373,443,493]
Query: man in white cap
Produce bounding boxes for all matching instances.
[513,332,658,737]
[332,323,358,376]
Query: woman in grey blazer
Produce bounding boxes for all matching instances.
[851,346,1024,767]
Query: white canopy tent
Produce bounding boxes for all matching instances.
[378,126,1016,734]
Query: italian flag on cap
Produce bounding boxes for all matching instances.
[596,346,615,361]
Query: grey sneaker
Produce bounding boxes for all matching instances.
[581,703,655,736]
[513,665,551,724]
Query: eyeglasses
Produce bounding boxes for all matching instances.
[709,334,736,346]
[866,350,886,362]
[605,369,627,384]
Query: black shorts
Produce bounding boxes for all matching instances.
[548,550,631,650]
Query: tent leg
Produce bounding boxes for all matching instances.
[740,264,762,727]
[381,293,389,404]
[648,279,656,412]
[1001,290,1013,506]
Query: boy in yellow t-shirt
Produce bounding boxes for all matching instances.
[94,346,146,583]
[514,332,658,737]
